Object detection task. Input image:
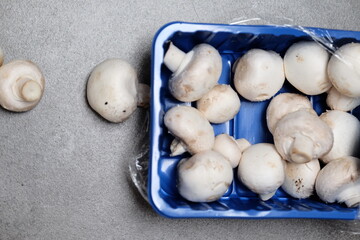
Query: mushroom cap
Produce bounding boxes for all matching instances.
[164,105,215,155]
[266,93,315,134]
[319,110,360,163]
[284,41,331,95]
[274,109,333,163]
[315,156,360,207]
[234,49,285,101]
[0,47,4,66]
[87,58,138,123]
[237,143,285,201]
[168,44,222,102]
[281,159,320,199]
[213,134,242,168]
[0,60,45,112]
[327,43,360,97]
[177,150,233,202]
[326,87,360,112]
[196,84,240,124]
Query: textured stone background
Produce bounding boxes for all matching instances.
[0,0,359,239]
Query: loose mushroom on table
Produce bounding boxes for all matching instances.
[0,60,45,112]
[86,58,149,123]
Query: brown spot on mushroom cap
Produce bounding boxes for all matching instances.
[296,54,304,62]
[182,158,195,170]
[267,161,277,168]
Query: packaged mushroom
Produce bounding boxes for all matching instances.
[163,43,222,102]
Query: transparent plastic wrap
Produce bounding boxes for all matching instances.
[129,19,360,226]
[129,110,150,202]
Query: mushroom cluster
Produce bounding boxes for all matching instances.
[162,40,360,208]
[0,48,45,112]
[267,92,360,207]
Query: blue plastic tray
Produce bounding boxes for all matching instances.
[149,22,360,219]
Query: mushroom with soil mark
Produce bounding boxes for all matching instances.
[164,42,222,102]
[237,143,285,201]
[87,58,149,123]
[281,159,320,199]
[319,110,360,164]
[327,43,360,98]
[233,49,285,102]
[315,156,360,207]
[273,109,333,164]
[177,150,233,202]
[266,93,315,134]
[196,84,240,124]
[284,41,332,95]
[0,60,45,112]
[164,105,215,155]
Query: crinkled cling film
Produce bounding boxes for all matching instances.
[129,17,360,228]
[129,110,150,202]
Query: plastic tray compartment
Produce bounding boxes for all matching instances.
[149,22,360,219]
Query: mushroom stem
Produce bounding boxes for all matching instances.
[137,83,150,108]
[14,77,42,102]
[20,79,42,102]
[0,47,4,66]
[260,191,276,201]
[164,42,186,72]
[290,134,313,163]
[170,138,187,156]
[337,182,360,207]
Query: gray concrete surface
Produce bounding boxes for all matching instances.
[0,0,359,239]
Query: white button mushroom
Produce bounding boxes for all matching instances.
[319,110,360,164]
[266,93,315,134]
[0,47,4,66]
[164,105,215,155]
[213,134,242,168]
[327,43,360,97]
[284,41,331,95]
[87,58,149,123]
[164,42,222,102]
[233,49,285,101]
[237,143,285,201]
[315,156,360,207]
[196,84,240,124]
[177,150,233,202]
[273,109,333,164]
[326,87,360,112]
[0,60,45,112]
[281,159,320,199]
